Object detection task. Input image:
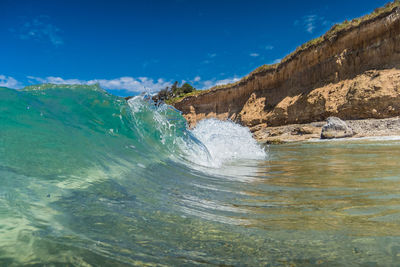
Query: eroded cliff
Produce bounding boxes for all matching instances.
[174,4,400,133]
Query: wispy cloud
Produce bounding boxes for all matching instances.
[304,14,317,33]
[296,14,332,34]
[27,76,172,93]
[193,76,201,82]
[265,45,274,50]
[249,53,260,57]
[142,59,160,69]
[199,76,241,89]
[11,15,63,46]
[0,75,22,89]
[201,52,217,64]
[270,58,281,64]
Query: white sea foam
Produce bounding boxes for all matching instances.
[189,119,266,167]
[128,97,265,168]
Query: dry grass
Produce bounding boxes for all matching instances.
[165,90,203,104]
[285,0,400,61]
[172,1,400,104]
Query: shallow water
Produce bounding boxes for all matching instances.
[1,85,400,266]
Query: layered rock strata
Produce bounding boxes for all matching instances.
[174,6,400,137]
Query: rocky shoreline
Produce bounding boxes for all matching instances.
[252,116,400,144]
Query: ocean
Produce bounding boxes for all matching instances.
[1,85,400,266]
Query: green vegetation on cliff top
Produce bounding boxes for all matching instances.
[153,81,197,104]
[165,90,199,105]
[170,0,400,105]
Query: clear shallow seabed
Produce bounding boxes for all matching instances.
[1,85,400,266]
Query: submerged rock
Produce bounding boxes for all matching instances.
[321,117,354,139]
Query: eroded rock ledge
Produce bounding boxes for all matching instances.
[254,117,400,144]
[174,6,400,141]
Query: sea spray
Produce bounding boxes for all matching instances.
[127,95,213,165]
[190,118,266,167]
[127,96,266,168]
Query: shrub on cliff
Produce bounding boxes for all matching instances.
[153,81,196,103]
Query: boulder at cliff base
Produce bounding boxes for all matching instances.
[321,117,354,139]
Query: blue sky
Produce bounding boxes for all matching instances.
[1,0,390,96]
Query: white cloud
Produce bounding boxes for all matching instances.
[208,53,217,58]
[27,76,81,84]
[12,16,63,46]
[199,76,241,89]
[265,45,274,50]
[2,74,242,93]
[270,58,281,64]
[322,20,331,26]
[304,14,317,33]
[27,76,172,93]
[250,53,260,57]
[0,75,22,89]
[297,14,332,34]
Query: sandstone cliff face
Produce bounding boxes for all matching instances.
[174,7,400,130]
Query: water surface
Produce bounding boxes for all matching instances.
[1,85,400,266]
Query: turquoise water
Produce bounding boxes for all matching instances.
[1,85,400,266]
